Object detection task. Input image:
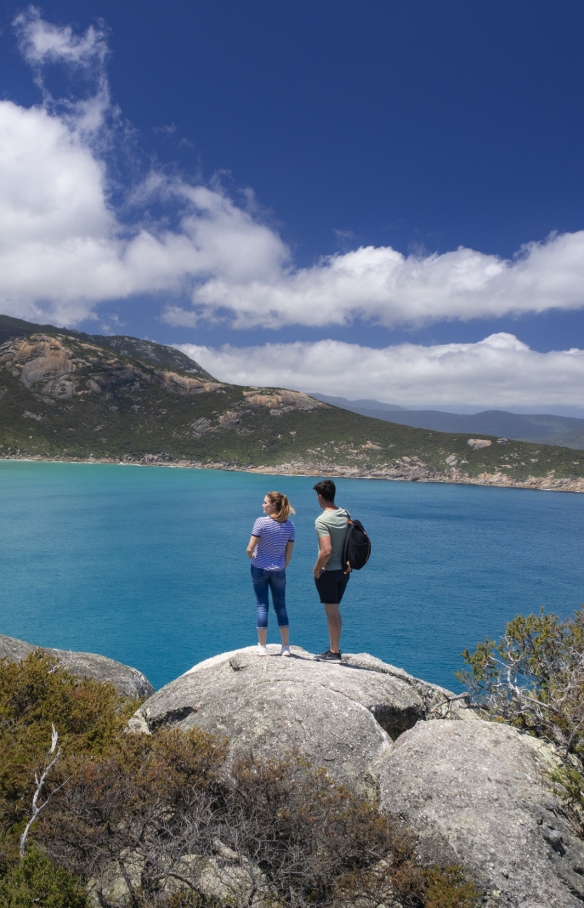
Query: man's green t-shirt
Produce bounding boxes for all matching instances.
[315,508,349,571]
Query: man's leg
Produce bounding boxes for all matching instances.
[324,602,342,654]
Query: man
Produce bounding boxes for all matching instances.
[313,479,350,663]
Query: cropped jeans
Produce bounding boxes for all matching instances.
[251,565,289,629]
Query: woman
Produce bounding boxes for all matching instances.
[246,491,295,656]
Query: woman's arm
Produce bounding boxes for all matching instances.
[246,535,259,559]
[284,540,294,568]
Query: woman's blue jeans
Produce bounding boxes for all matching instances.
[251,565,289,629]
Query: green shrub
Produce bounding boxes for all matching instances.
[0,849,86,908]
[0,651,138,852]
[423,865,481,908]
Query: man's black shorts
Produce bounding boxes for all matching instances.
[315,569,350,605]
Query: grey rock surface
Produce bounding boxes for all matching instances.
[129,645,470,791]
[130,646,584,905]
[380,719,584,908]
[0,633,153,699]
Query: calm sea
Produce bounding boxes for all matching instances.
[1,460,583,692]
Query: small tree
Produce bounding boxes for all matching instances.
[459,607,584,832]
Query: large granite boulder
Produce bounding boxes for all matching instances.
[129,645,470,791]
[130,646,584,906]
[380,719,584,908]
[0,633,153,699]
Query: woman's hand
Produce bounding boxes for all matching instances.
[246,535,259,559]
[284,540,294,568]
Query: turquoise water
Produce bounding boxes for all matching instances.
[1,460,583,692]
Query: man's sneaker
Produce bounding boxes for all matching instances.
[280,645,291,657]
[256,644,268,656]
[315,649,342,663]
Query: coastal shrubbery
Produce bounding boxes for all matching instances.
[0,651,137,858]
[460,606,584,836]
[0,653,479,908]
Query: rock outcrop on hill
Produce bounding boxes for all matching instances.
[0,334,225,401]
[130,646,584,907]
[0,633,153,699]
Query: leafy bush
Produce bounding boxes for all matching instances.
[0,848,86,908]
[38,727,228,904]
[227,751,422,907]
[459,607,584,833]
[38,742,480,908]
[423,865,481,908]
[0,651,138,853]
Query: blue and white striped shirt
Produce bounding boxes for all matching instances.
[251,517,295,571]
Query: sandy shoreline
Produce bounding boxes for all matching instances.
[2,453,583,494]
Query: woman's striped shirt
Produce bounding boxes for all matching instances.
[251,517,295,571]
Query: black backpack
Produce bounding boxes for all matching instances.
[341,513,371,573]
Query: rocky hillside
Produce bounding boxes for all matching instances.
[1,315,583,491]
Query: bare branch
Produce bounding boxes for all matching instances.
[20,724,67,858]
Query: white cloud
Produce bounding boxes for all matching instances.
[0,37,286,325]
[170,232,584,330]
[14,6,108,70]
[175,333,584,410]
[3,8,584,333]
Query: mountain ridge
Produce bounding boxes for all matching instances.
[1,315,583,493]
[311,393,584,450]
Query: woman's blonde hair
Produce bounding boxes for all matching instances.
[266,491,295,523]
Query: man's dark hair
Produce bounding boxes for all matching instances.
[313,479,336,503]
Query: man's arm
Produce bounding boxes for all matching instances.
[313,535,332,577]
[246,535,259,559]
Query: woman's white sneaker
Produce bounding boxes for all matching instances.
[280,645,291,657]
[256,644,268,656]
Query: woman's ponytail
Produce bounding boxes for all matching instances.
[266,491,295,523]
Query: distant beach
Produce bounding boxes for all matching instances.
[2,452,583,494]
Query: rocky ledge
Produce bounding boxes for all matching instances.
[129,645,584,908]
[0,633,153,699]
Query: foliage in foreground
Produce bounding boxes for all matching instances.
[0,652,138,856]
[459,606,584,833]
[0,849,87,908]
[0,653,480,908]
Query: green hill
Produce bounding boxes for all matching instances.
[0,315,582,491]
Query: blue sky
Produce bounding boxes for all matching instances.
[1,1,584,412]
